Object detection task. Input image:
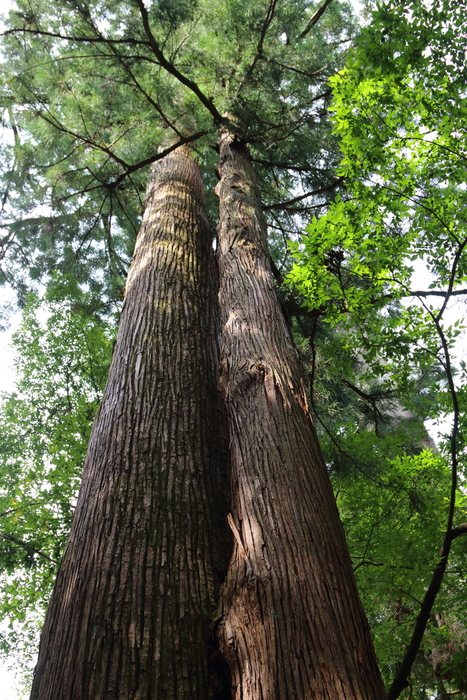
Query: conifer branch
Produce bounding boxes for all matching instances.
[237,0,278,90]
[109,130,209,189]
[263,178,344,210]
[34,109,130,169]
[274,59,335,81]
[135,0,225,124]
[109,50,184,137]
[1,27,152,47]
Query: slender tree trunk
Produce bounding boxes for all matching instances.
[214,129,386,700]
[30,145,231,700]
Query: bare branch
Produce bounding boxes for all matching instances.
[277,200,333,214]
[450,523,467,540]
[0,533,59,565]
[365,176,458,243]
[0,503,39,518]
[252,157,333,174]
[298,0,335,40]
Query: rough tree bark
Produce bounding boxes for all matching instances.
[214,129,386,700]
[30,145,231,700]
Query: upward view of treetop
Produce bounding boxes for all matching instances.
[0,0,352,303]
[0,0,466,699]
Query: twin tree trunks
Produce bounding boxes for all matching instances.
[30,138,386,699]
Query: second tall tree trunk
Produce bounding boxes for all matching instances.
[215,129,386,700]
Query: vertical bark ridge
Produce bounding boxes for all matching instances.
[30,145,231,700]
[215,131,386,700]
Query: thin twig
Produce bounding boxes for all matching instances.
[263,178,344,210]
[0,533,59,565]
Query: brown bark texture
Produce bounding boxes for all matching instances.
[30,146,230,700]
[214,130,386,700]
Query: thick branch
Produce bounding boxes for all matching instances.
[435,237,467,323]
[450,523,467,540]
[387,546,450,699]
[135,0,225,124]
[298,0,335,40]
[407,289,467,299]
[342,379,391,403]
[109,130,209,189]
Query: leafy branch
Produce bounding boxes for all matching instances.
[0,533,59,565]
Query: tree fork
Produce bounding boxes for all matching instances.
[30,145,231,700]
[214,129,386,700]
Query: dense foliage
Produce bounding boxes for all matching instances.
[0,0,354,304]
[289,0,467,696]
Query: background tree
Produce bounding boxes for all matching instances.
[290,0,467,696]
[0,279,114,681]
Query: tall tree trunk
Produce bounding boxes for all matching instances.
[30,145,231,700]
[214,130,386,700]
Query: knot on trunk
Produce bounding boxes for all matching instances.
[233,359,267,388]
